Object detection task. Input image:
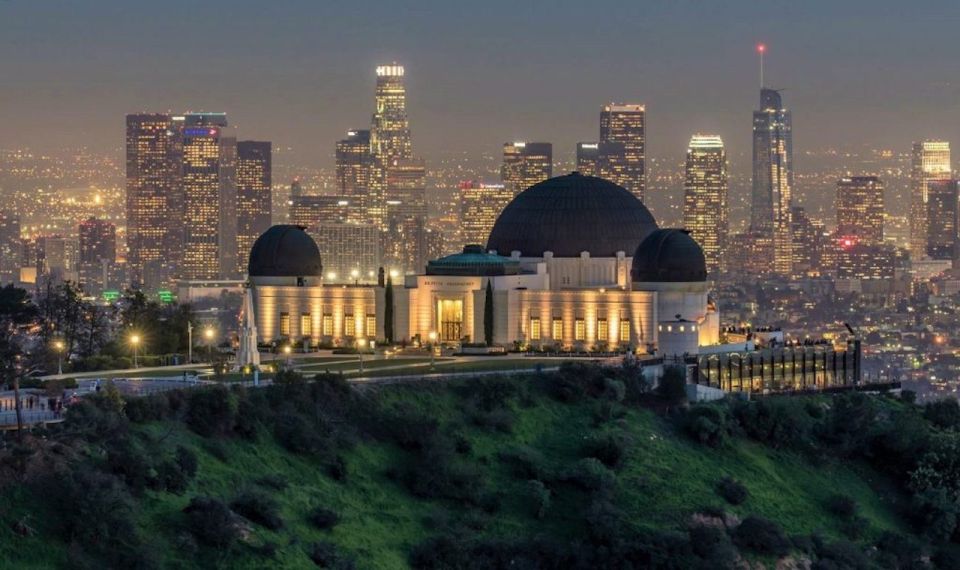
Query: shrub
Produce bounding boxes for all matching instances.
[689,525,737,566]
[733,516,790,556]
[826,494,858,519]
[813,538,870,569]
[716,476,749,506]
[582,432,630,470]
[105,437,155,493]
[498,445,547,480]
[684,405,731,447]
[468,406,515,433]
[255,474,288,490]
[307,507,341,530]
[563,458,616,492]
[875,531,923,568]
[657,366,687,404]
[231,490,284,530]
[183,497,240,547]
[176,446,199,479]
[327,455,348,481]
[48,467,140,557]
[308,541,356,569]
[124,393,170,423]
[839,516,869,540]
[185,385,237,437]
[526,480,551,519]
[274,412,329,455]
[924,399,960,430]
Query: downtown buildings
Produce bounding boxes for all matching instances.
[910,140,952,259]
[599,104,646,201]
[501,142,552,196]
[750,88,794,277]
[682,135,727,277]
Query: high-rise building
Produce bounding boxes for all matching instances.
[0,211,20,283]
[313,222,382,283]
[78,217,117,265]
[926,179,959,261]
[369,64,413,228]
[910,141,952,258]
[459,181,513,248]
[236,141,272,274]
[290,195,357,231]
[835,176,884,245]
[383,158,428,273]
[682,135,727,276]
[501,142,552,195]
[576,143,599,175]
[125,113,182,289]
[791,206,827,277]
[336,129,372,205]
[38,236,79,281]
[180,113,236,280]
[837,242,897,280]
[599,104,645,200]
[750,88,794,276]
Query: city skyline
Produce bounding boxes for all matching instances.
[1,1,959,171]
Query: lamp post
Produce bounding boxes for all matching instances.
[351,268,359,285]
[187,322,193,363]
[357,338,366,373]
[428,331,437,370]
[130,334,140,368]
[204,327,215,362]
[283,344,292,367]
[53,339,65,375]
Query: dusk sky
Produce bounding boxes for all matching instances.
[2,0,959,168]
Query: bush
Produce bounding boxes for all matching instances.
[185,385,237,437]
[125,393,171,423]
[563,458,616,492]
[684,405,731,447]
[231,490,284,530]
[813,538,870,569]
[582,432,630,470]
[105,436,155,493]
[255,474,288,490]
[498,444,548,480]
[183,497,240,547]
[526,480,551,519]
[826,494,858,519]
[308,507,341,530]
[716,476,749,506]
[733,516,790,556]
[308,541,355,569]
[689,525,738,566]
[657,366,687,404]
[924,399,960,430]
[274,412,330,455]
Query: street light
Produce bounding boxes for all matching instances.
[283,344,292,367]
[130,333,141,368]
[53,339,65,375]
[187,322,193,363]
[428,331,437,370]
[357,338,367,373]
[351,268,360,285]
[204,327,215,362]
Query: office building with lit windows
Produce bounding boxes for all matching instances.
[459,181,512,249]
[313,222,382,284]
[682,135,727,276]
[369,64,413,228]
[836,176,884,245]
[335,129,372,209]
[750,88,794,276]
[125,113,182,288]
[599,104,645,201]
[910,141,952,258]
[926,179,959,261]
[501,142,552,196]
[0,211,21,283]
[236,141,272,276]
[246,174,718,354]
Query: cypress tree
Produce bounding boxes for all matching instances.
[484,279,494,346]
[384,275,394,344]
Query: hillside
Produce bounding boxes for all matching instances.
[0,364,956,569]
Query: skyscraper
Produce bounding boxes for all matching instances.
[314,222,382,283]
[0,210,20,283]
[236,141,272,274]
[683,135,728,276]
[750,88,794,276]
[926,179,959,261]
[180,113,236,280]
[383,158,428,272]
[78,217,117,265]
[459,181,513,248]
[370,64,413,228]
[910,141,952,259]
[125,113,182,289]
[576,142,599,175]
[336,129,372,203]
[501,142,552,195]
[835,176,884,245]
[599,104,645,200]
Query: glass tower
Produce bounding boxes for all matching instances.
[750,88,794,276]
[910,140,951,259]
[683,135,728,277]
[599,104,645,201]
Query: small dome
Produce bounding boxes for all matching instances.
[486,173,658,258]
[248,225,322,277]
[631,229,707,283]
[426,245,520,276]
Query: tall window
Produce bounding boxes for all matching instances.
[620,319,630,343]
[279,312,290,337]
[322,314,333,336]
[301,313,312,337]
[575,318,586,341]
[345,314,355,337]
[530,318,541,341]
[366,315,376,338]
[552,318,563,340]
[597,319,608,342]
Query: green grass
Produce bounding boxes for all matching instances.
[0,377,911,569]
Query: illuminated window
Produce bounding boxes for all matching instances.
[597,319,608,341]
[620,319,630,342]
[575,319,586,341]
[345,314,355,337]
[366,315,377,337]
[322,314,333,336]
[530,318,541,340]
[552,318,563,340]
[301,313,312,337]
[279,313,290,337]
